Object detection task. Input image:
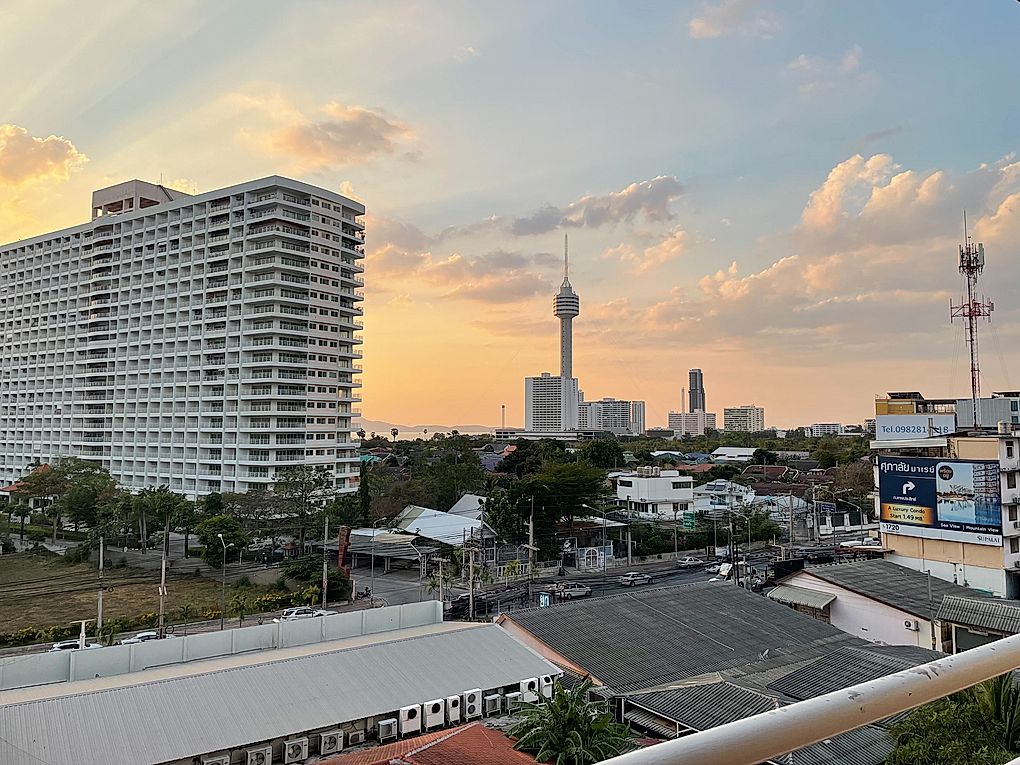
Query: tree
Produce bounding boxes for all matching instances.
[390,427,399,441]
[579,439,625,469]
[507,463,605,555]
[272,466,336,551]
[510,678,631,765]
[831,460,875,499]
[18,458,115,544]
[202,492,224,517]
[888,674,1020,765]
[134,486,190,553]
[227,591,254,628]
[751,448,779,465]
[195,515,248,568]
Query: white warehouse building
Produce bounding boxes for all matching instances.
[615,467,694,519]
[0,177,365,497]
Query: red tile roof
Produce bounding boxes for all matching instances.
[320,723,535,765]
[0,464,51,493]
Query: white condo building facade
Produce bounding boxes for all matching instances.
[578,397,646,435]
[723,405,766,432]
[0,178,365,497]
[525,372,580,431]
[668,409,717,436]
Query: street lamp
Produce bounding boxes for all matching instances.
[217,533,234,631]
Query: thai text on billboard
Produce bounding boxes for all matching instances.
[877,456,1001,546]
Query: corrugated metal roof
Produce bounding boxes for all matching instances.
[626,684,893,765]
[503,582,859,693]
[0,624,559,765]
[448,494,487,520]
[766,644,942,703]
[768,584,836,610]
[790,560,990,619]
[623,708,678,738]
[937,595,1020,634]
[394,505,483,546]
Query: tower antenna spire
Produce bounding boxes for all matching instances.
[564,233,569,280]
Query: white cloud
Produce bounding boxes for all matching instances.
[786,45,866,94]
[0,124,87,186]
[689,0,779,39]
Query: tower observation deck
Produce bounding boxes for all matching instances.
[553,234,580,378]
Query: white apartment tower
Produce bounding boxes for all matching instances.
[723,405,766,432]
[578,397,646,434]
[0,177,365,497]
[669,409,717,436]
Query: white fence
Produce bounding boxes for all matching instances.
[0,601,442,691]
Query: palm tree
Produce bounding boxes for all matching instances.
[390,428,399,442]
[971,673,1020,751]
[509,678,630,765]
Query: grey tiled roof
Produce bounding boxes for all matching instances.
[625,682,893,765]
[791,559,990,619]
[937,595,1020,634]
[504,582,860,693]
[766,644,943,702]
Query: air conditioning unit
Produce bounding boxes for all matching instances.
[504,691,524,711]
[318,730,343,755]
[284,737,309,763]
[1013,521,1020,529]
[424,698,445,729]
[348,730,366,746]
[520,677,539,702]
[483,693,502,716]
[446,694,462,724]
[378,718,398,741]
[903,619,920,631]
[246,745,273,765]
[464,689,483,719]
[201,757,230,765]
[540,674,555,699]
[399,704,421,735]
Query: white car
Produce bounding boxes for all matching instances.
[619,572,652,586]
[676,556,704,569]
[706,563,722,574]
[558,583,592,599]
[49,640,101,652]
[273,607,338,623]
[120,631,175,645]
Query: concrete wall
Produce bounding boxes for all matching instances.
[784,571,943,651]
[0,602,443,691]
[886,552,1006,597]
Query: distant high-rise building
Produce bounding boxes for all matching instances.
[689,368,705,413]
[554,235,580,379]
[578,397,644,434]
[526,373,579,431]
[668,410,717,436]
[0,177,365,497]
[723,405,765,432]
[808,423,842,438]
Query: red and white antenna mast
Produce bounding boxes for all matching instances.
[950,212,994,427]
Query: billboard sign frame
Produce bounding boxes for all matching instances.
[877,456,1002,546]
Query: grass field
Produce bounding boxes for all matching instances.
[0,551,257,633]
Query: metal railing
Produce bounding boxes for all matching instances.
[598,633,1020,765]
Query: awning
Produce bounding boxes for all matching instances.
[767,584,835,610]
[624,708,678,739]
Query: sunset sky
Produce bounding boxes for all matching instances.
[3,1,1020,429]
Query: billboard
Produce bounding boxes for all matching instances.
[875,414,956,441]
[877,456,1001,546]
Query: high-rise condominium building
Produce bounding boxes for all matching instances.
[578,397,645,434]
[0,178,365,498]
[668,409,717,436]
[526,372,579,431]
[689,368,706,413]
[723,405,765,432]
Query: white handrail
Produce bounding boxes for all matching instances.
[600,633,1020,765]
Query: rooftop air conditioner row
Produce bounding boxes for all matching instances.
[284,736,308,764]
[348,730,366,746]
[464,688,483,719]
[246,745,272,765]
[201,757,229,765]
[424,698,445,729]
[378,718,398,741]
[399,704,420,735]
[319,730,344,755]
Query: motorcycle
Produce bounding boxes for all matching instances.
[354,587,372,601]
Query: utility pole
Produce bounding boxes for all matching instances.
[157,515,169,638]
[527,508,535,605]
[97,535,104,637]
[927,571,936,650]
[787,493,794,560]
[468,545,475,621]
[322,515,329,609]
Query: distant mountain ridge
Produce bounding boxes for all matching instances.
[354,417,498,436]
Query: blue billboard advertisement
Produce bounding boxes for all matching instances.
[877,456,1002,546]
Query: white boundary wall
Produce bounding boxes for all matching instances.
[0,601,442,690]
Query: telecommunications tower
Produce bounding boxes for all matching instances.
[950,214,994,427]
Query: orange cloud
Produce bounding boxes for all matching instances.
[0,124,87,186]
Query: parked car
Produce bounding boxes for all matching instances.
[676,556,704,569]
[558,583,593,599]
[619,572,652,586]
[272,607,337,623]
[49,640,101,652]
[120,631,175,645]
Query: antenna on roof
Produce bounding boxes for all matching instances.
[564,233,569,280]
